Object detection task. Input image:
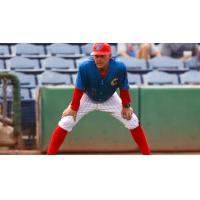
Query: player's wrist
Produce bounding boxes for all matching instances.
[70,104,78,112]
[123,103,131,108]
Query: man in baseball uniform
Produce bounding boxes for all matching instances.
[47,43,151,155]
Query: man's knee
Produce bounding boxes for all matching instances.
[125,114,139,130]
[58,116,76,132]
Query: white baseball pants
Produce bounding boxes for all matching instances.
[58,92,139,132]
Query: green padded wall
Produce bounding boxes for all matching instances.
[39,86,200,153]
[39,86,139,153]
[140,86,200,152]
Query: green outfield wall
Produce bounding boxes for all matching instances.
[140,86,200,152]
[38,86,200,153]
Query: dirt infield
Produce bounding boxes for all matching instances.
[0,150,41,155]
[0,150,200,155]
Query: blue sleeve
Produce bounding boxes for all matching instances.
[75,65,86,91]
[119,63,129,90]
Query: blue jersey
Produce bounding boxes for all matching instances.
[75,57,129,102]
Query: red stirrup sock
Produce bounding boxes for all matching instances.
[47,126,68,155]
[130,126,151,155]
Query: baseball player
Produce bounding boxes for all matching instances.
[47,43,151,155]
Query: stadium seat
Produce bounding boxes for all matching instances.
[37,70,71,86]
[0,86,31,100]
[143,70,179,85]
[71,74,77,85]
[81,43,93,55]
[42,57,74,70]
[20,88,32,99]
[127,73,142,85]
[148,56,184,70]
[75,57,90,68]
[184,57,200,69]
[117,57,147,69]
[111,45,117,57]
[0,59,5,70]
[31,88,37,99]
[14,43,45,56]
[47,43,80,55]
[10,72,36,88]
[0,45,10,56]
[180,70,200,85]
[7,57,40,70]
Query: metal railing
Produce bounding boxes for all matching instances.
[0,72,22,149]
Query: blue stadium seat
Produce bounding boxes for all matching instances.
[81,43,93,55]
[7,57,40,70]
[14,43,45,56]
[71,74,77,85]
[148,56,184,70]
[117,57,147,69]
[180,70,200,85]
[127,73,142,85]
[37,70,71,86]
[143,70,179,85]
[0,45,10,56]
[111,45,117,57]
[47,43,80,55]
[42,57,74,70]
[184,57,200,69]
[0,86,31,100]
[20,88,31,99]
[75,57,90,68]
[0,59,5,70]
[31,88,37,99]
[10,72,36,88]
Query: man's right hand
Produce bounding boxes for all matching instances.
[62,105,77,121]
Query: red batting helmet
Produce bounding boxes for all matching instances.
[91,43,111,56]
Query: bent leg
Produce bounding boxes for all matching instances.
[98,93,139,129]
[47,94,96,155]
[99,93,151,155]
[130,126,151,155]
[59,94,97,131]
[47,126,67,155]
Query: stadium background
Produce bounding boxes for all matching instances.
[0,43,200,154]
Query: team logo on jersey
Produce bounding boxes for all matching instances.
[111,78,119,86]
[95,45,103,51]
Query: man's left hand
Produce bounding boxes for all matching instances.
[121,107,133,120]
